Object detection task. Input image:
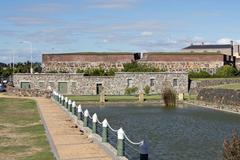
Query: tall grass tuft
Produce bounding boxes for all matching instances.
[223,129,240,160]
[162,88,176,107]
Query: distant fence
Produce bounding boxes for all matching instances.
[52,91,149,160]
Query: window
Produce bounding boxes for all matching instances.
[173,79,178,87]
[127,79,133,87]
[72,82,77,88]
[48,82,55,88]
[38,82,44,88]
[150,78,155,87]
[21,82,30,89]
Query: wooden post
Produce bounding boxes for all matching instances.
[179,93,184,101]
[100,92,105,103]
[139,92,144,103]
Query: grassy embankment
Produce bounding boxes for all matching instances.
[0,98,54,160]
[208,83,240,90]
[190,77,240,81]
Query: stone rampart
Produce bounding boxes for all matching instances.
[6,85,51,98]
[13,72,188,95]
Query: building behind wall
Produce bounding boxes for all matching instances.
[13,72,188,95]
[182,42,240,69]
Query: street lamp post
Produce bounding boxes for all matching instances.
[20,41,33,74]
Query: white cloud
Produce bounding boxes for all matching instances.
[140,31,153,36]
[6,16,60,26]
[22,3,68,14]
[103,39,109,43]
[217,38,232,44]
[88,0,137,9]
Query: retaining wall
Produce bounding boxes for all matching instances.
[189,78,240,94]
[197,88,240,111]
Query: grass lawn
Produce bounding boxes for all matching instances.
[67,95,162,103]
[190,77,240,81]
[0,98,54,160]
[208,83,240,90]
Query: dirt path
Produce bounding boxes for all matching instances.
[0,94,112,160]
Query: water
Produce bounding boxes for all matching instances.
[82,103,240,160]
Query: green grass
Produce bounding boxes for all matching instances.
[0,98,54,160]
[183,94,197,100]
[190,77,240,81]
[208,83,240,90]
[67,95,162,102]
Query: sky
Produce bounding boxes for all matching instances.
[0,0,240,63]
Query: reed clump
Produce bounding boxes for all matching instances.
[162,88,176,107]
[223,129,240,160]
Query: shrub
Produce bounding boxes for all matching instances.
[125,87,138,95]
[214,65,238,78]
[47,70,58,73]
[122,61,166,72]
[82,67,117,76]
[162,88,176,107]
[144,85,150,95]
[223,129,240,160]
[76,68,84,73]
[188,70,212,78]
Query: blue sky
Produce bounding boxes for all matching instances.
[0,0,240,63]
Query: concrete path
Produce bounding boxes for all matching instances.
[0,94,112,160]
[36,97,112,160]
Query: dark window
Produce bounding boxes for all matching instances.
[173,79,178,87]
[127,79,133,87]
[38,82,44,88]
[150,79,155,86]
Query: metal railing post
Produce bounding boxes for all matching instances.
[77,105,82,120]
[83,109,89,127]
[72,101,76,115]
[102,119,108,142]
[92,113,97,133]
[140,140,148,160]
[117,128,125,156]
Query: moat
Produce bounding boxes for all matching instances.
[83,103,240,160]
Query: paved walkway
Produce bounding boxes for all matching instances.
[0,94,112,160]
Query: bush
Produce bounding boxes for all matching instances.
[144,85,150,95]
[76,69,84,73]
[122,61,166,72]
[188,70,212,78]
[214,65,238,78]
[223,129,240,160]
[125,87,138,95]
[79,67,117,76]
[162,88,176,107]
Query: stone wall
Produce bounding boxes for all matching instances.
[140,53,225,73]
[197,88,240,108]
[189,78,240,94]
[6,85,51,98]
[42,53,136,73]
[13,72,188,95]
[182,48,232,55]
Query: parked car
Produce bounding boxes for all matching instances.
[0,84,6,92]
